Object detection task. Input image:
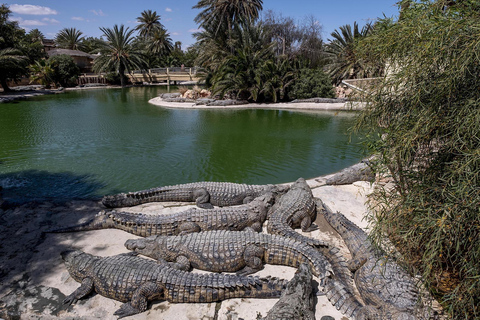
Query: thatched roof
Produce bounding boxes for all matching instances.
[47,49,97,59]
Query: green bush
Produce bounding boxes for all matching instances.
[289,68,335,99]
[104,72,122,85]
[356,1,480,318]
[47,54,80,87]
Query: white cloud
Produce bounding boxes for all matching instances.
[90,9,105,16]
[42,17,60,24]
[9,17,47,26]
[188,28,202,33]
[172,32,180,36]
[9,4,58,15]
[71,16,86,21]
[165,7,172,12]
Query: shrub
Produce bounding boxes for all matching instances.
[289,68,335,100]
[47,54,80,87]
[355,1,480,318]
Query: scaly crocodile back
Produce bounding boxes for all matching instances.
[102,181,284,208]
[62,250,288,305]
[322,206,421,318]
[125,230,333,281]
[267,178,326,247]
[47,199,267,237]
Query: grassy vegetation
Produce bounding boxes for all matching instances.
[355,1,480,318]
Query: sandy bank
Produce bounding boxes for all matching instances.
[149,96,365,111]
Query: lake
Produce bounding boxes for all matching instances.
[0,86,366,203]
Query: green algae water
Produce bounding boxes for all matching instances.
[0,86,366,203]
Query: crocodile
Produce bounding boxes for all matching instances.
[102,181,289,209]
[267,178,327,247]
[47,195,271,237]
[61,250,288,319]
[124,229,333,283]
[322,206,421,319]
[263,263,316,320]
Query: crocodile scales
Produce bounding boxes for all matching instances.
[102,181,289,209]
[47,195,271,237]
[61,250,288,318]
[124,229,333,282]
[322,206,422,319]
[267,178,327,247]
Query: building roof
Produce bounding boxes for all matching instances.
[47,49,97,59]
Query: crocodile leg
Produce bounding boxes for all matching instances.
[172,255,191,271]
[178,222,201,235]
[249,222,263,232]
[193,187,214,209]
[300,215,318,232]
[63,278,94,305]
[114,282,165,319]
[237,244,264,276]
[347,256,367,273]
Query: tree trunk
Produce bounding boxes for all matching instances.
[0,78,12,92]
[119,65,126,87]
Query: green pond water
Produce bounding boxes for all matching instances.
[0,86,366,203]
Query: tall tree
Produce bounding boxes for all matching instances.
[135,10,164,38]
[194,0,263,46]
[0,4,28,91]
[324,22,372,84]
[148,28,173,55]
[93,25,146,87]
[55,28,84,50]
[28,29,45,43]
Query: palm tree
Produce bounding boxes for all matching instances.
[55,28,84,50]
[28,29,45,43]
[135,10,164,38]
[324,22,372,84]
[93,25,146,87]
[29,59,55,88]
[194,0,263,39]
[148,28,173,55]
[0,47,28,91]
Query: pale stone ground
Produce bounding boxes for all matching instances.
[0,171,373,320]
[148,96,365,111]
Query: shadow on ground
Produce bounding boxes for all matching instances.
[0,170,107,319]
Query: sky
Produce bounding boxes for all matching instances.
[5,0,401,49]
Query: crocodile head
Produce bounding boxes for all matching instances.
[125,236,174,262]
[61,249,95,281]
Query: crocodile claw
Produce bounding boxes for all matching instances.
[114,302,142,319]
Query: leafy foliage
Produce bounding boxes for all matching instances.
[0,4,29,91]
[290,68,335,99]
[355,1,480,318]
[29,59,55,88]
[93,25,146,87]
[48,54,80,87]
[324,22,373,84]
[135,10,165,38]
[55,28,84,50]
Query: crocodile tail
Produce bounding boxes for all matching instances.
[267,221,329,248]
[46,211,114,233]
[318,245,367,318]
[228,275,288,300]
[102,187,194,208]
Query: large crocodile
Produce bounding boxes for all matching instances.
[322,206,422,319]
[267,178,327,247]
[47,195,271,237]
[124,229,333,282]
[61,250,288,319]
[102,181,289,209]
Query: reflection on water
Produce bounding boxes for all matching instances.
[0,86,366,202]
